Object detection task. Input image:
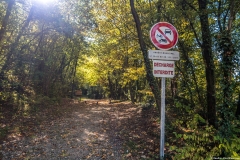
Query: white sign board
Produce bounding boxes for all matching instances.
[148,50,179,60]
[153,60,175,78]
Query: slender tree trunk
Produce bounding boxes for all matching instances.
[130,0,161,112]
[0,0,15,43]
[129,81,135,103]
[0,0,15,91]
[236,94,240,119]
[220,30,235,107]
[0,6,34,74]
[170,78,177,98]
[107,74,114,100]
[198,0,216,128]
[217,0,238,137]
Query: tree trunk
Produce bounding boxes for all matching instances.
[217,0,238,137]
[236,94,240,119]
[0,5,34,74]
[0,0,15,91]
[107,74,115,100]
[129,82,135,103]
[0,0,15,43]
[198,0,216,128]
[130,0,161,112]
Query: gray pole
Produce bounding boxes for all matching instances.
[160,77,166,159]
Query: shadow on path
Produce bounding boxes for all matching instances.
[0,99,160,159]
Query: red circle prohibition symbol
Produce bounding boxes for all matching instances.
[150,22,178,50]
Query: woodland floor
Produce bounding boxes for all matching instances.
[0,98,164,160]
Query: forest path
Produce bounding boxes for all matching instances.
[0,99,160,159]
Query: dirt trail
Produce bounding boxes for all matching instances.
[0,99,160,159]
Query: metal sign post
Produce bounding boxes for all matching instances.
[160,77,166,159]
[149,22,179,159]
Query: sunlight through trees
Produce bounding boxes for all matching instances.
[0,0,240,159]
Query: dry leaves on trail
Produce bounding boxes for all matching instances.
[0,99,160,159]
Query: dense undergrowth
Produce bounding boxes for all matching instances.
[166,101,240,159]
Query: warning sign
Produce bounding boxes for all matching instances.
[150,22,178,50]
[153,60,175,78]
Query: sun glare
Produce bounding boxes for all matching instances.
[33,0,57,5]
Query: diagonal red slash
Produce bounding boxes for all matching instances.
[157,27,174,45]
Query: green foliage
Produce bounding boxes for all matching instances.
[169,102,240,159]
[215,134,240,158]
[34,95,59,107]
[139,89,154,103]
[169,100,220,159]
[0,126,8,140]
[0,0,94,109]
[78,0,150,101]
[126,140,137,151]
[0,0,240,158]
[170,118,220,159]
